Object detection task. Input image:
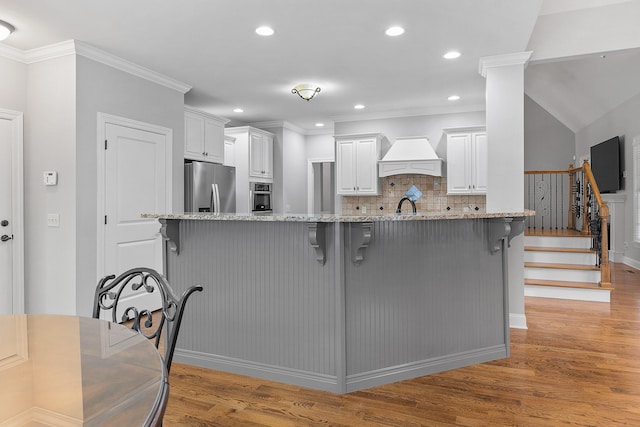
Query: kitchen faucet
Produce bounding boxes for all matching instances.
[396,197,417,214]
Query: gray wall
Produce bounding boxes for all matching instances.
[576,91,640,267]
[74,55,185,316]
[25,55,77,314]
[2,52,186,316]
[0,56,27,111]
[524,95,575,170]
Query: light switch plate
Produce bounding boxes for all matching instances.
[47,213,60,227]
[44,171,58,186]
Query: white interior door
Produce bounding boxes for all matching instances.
[0,110,23,315]
[0,118,13,314]
[100,116,172,317]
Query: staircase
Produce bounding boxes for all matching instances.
[524,228,612,302]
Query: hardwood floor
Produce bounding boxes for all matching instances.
[164,262,640,426]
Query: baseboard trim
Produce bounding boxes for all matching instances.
[174,350,340,393]
[623,257,640,270]
[0,408,82,427]
[175,344,508,394]
[344,345,508,393]
[525,284,610,302]
[509,313,528,329]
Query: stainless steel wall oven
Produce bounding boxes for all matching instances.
[250,182,272,214]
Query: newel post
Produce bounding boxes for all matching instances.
[600,204,612,289]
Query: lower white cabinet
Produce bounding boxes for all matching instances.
[336,133,388,195]
[445,127,487,195]
[184,107,229,164]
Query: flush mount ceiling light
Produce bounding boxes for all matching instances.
[443,50,461,59]
[448,95,460,101]
[233,108,244,113]
[354,104,365,110]
[255,26,275,36]
[385,26,405,36]
[292,84,321,101]
[0,20,15,41]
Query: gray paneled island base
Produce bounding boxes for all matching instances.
[147,212,528,394]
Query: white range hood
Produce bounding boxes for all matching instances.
[378,136,444,177]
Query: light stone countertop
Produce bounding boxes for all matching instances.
[143,210,534,223]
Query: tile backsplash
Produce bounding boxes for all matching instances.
[341,174,486,215]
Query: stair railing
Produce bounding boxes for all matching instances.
[525,160,611,287]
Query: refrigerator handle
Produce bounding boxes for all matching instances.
[211,184,220,214]
[215,184,221,214]
[214,184,218,213]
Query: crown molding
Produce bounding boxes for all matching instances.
[0,43,26,62]
[249,120,307,135]
[478,51,533,77]
[330,103,486,124]
[184,105,231,123]
[24,40,76,63]
[0,39,191,93]
[74,41,191,93]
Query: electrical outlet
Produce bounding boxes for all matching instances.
[47,213,60,227]
[362,206,367,214]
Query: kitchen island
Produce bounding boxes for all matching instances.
[146,211,529,393]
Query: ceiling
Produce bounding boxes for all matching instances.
[0,0,637,133]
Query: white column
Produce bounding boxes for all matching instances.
[480,52,532,213]
[479,52,532,329]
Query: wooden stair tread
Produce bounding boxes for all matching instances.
[525,262,600,271]
[524,279,602,290]
[525,246,595,254]
[525,228,592,238]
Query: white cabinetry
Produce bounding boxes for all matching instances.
[336,133,388,195]
[225,126,275,213]
[184,107,229,164]
[223,135,236,167]
[445,127,487,195]
[249,132,273,179]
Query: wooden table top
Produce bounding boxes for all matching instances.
[0,314,167,426]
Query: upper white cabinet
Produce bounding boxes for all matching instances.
[445,127,487,195]
[336,133,388,196]
[223,135,236,167]
[184,106,229,164]
[249,132,273,179]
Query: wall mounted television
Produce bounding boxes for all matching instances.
[590,136,620,193]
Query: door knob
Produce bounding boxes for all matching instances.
[1,234,13,242]
[0,220,7,227]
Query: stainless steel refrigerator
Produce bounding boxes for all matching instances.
[185,161,236,213]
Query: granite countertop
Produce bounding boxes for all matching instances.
[143,210,534,223]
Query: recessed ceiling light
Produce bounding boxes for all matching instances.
[385,26,405,36]
[255,26,275,36]
[448,95,460,101]
[354,104,365,110]
[233,108,244,113]
[0,20,15,41]
[315,123,325,127]
[443,51,461,59]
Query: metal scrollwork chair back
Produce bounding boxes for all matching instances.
[92,267,203,374]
